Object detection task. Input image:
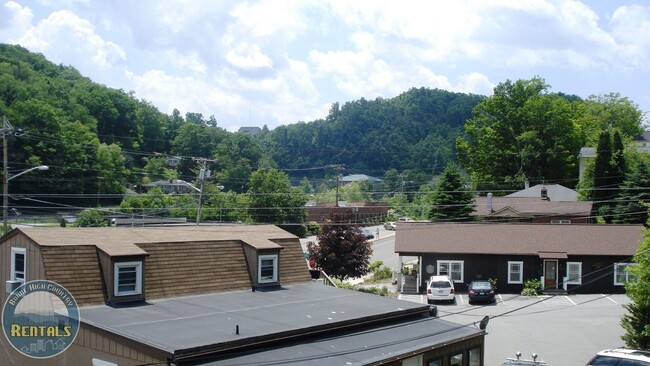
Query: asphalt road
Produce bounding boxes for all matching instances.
[399,293,631,366]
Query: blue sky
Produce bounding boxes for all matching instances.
[1,0,649,132]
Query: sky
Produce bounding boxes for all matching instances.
[1,0,649,132]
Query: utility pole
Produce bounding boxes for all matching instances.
[193,157,216,225]
[2,116,9,234]
[332,164,344,207]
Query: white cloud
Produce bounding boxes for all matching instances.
[15,9,126,70]
[0,1,33,41]
[225,43,273,70]
[455,72,494,96]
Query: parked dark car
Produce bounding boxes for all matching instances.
[361,229,375,239]
[468,280,496,304]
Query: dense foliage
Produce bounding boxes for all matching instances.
[1,44,648,229]
[257,88,484,177]
[621,230,650,350]
[308,212,373,280]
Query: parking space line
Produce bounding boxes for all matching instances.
[457,295,465,305]
[604,294,620,305]
[565,296,576,306]
[497,294,504,304]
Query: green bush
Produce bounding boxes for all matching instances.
[521,278,542,296]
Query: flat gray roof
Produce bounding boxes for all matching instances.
[192,316,482,366]
[80,282,457,360]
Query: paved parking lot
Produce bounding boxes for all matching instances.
[399,293,632,365]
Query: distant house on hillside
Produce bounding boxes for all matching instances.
[238,126,261,135]
[143,179,198,194]
[340,174,382,184]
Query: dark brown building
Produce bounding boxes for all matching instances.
[395,222,643,295]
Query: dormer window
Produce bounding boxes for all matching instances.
[114,261,143,296]
[11,247,26,284]
[258,255,278,284]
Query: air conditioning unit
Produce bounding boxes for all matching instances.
[6,280,21,294]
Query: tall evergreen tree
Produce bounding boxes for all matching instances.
[592,130,616,222]
[427,165,476,221]
[621,229,650,350]
[613,160,650,225]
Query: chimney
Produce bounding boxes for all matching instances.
[541,186,549,201]
[487,192,493,213]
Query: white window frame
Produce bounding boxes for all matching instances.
[551,219,571,224]
[436,260,464,283]
[114,261,143,296]
[258,255,278,283]
[507,261,523,284]
[614,263,637,286]
[10,247,26,283]
[566,262,582,285]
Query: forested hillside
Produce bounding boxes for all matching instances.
[0,44,485,201]
[1,43,645,221]
[257,89,484,177]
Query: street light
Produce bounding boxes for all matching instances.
[3,165,49,234]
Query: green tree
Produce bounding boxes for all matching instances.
[591,130,626,222]
[574,93,643,147]
[75,210,109,227]
[247,168,308,236]
[457,77,580,191]
[142,157,177,183]
[427,165,476,221]
[613,158,650,225]
[621,230,650,350]
[308,212,373,280]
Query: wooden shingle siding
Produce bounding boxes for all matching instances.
[41,246,106,306]
[139,241,252,298]
[275,239,312,284]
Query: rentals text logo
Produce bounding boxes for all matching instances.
[2,280,80,359]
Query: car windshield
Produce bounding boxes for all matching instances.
[430,281,451,288]
[589,355,650,365]
[470,282,492,290]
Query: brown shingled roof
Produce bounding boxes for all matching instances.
[395,222,644,256]
[16,225,292,254]
[473,196,592,217]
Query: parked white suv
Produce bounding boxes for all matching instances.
[586,348,650,365]
[426,275,455,304]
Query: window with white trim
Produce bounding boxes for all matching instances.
[614,263,638,286]
[437,260,463,283]
[259,255,278,283]
[114,262,142,296]
[551,219,571,224]
[507,261,523,284]
[11,247,26,283]
[566,262,582,285]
